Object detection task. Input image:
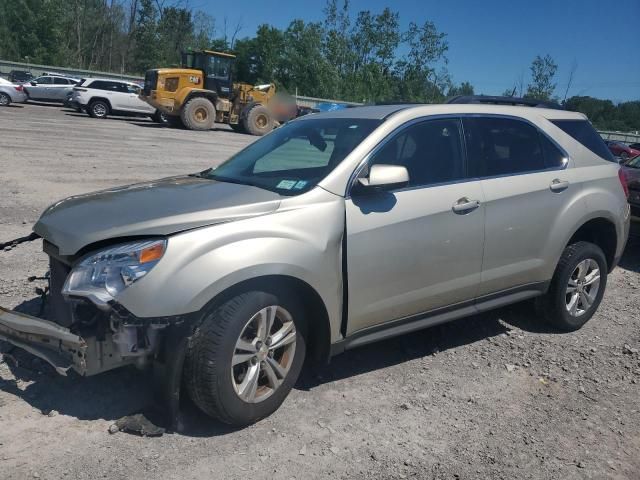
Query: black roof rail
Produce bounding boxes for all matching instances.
[446,95,564,110]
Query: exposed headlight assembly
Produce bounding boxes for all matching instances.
[62,240,166,306]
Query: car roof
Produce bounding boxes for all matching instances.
[300,103,586,122]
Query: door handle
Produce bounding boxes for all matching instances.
[452,197,481,214]
[550,179,570,193]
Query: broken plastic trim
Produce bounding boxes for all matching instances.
[0,232,40,251]
[0,306,87,375]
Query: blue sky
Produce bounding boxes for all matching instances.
[197,0,640,102]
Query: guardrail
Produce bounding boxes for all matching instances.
[0,59,143,84]
[598,130,640,144]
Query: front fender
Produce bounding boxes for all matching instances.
[116,190,345,341]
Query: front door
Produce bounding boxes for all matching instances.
[345,118,486,335]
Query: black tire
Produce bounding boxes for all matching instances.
[88,100,109,119]
[152,109,168,124]
[243,104,273,136]
[185,290,307,426]
[537,241,608,331]
[229,122,246,134]
[0,92,11,106]
[181,97,215,131]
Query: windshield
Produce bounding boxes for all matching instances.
[205,118,381,195]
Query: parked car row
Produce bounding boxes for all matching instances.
[604,139,640,161]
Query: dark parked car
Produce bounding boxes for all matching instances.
[628,143,640,151]
[621,155,640,219]
[604,140,640,161]
[7,70,34,84]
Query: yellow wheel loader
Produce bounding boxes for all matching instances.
[140,50,295,135]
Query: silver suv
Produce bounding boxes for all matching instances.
[0,100,630,426]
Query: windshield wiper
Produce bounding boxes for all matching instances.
[207,174,272,192]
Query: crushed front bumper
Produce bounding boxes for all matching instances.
[0,306,87,375]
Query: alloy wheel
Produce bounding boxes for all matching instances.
[565,258,600,317]
[93,103,107,117]
[231,305,297,403]
[0,93,10,106]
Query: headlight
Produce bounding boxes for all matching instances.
[62,240,166,305]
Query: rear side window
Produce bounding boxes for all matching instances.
[89,80,123,92]
[463,117,545,177]
[539,134,568,169]
[53,77,69,84]
[551,120,615,162]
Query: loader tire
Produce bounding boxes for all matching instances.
[243,105,273,136]
[181,97,215,131]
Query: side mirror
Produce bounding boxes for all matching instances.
[357,164,409,190]
[30,81,37,86]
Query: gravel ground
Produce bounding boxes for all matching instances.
[1,103,639,480]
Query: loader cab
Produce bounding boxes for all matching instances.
[182,50,234,99]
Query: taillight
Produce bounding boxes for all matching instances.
[618,168,629,198]
[13,85,23,92]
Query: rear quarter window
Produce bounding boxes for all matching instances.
[551,120,615,162]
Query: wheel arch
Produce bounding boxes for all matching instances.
[88,97,112,110]
[565,216,618,272]
[196,275,332,364]
[183,90,218,108]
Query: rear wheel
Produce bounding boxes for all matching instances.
[537,241,607,331]
[88,100,109,119]
[0,93,11,106]
[243,105,273,136]
[185,290,306,426]
[152,109,168,124]
[181,97,215,131]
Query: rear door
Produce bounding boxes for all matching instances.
[51,77,72,100]
[462,116,576,296]
[345,117,486,334]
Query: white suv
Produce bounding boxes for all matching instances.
[72,78,164,122]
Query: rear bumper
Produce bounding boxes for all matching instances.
[0,306,87,375]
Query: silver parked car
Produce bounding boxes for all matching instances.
[0,99,630,426]
[24,74,79,102]
[0,77,28,105]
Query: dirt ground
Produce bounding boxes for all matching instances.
[1,103,639,480]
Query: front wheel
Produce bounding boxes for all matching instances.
[537,241,607,331]
[243,104,273,136]
[181,97,215,130]
[185,290,306,426]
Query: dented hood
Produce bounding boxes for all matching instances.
[34,175,281,255]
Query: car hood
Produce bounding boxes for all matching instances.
[34,175,282,255]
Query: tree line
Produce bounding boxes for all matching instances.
[1,0,638,131]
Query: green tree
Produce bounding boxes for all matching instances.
[132,0,158,73]
[525,54,558,101]
[448,81,474,97]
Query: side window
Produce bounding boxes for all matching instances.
[551,119,616,162]
[89,81,106,90]
[126,84,141,94]
[369,118,466,187]
[539,133,568,168]
[36,77,53,84]
[53,77,69,85]
[463,117,545,177]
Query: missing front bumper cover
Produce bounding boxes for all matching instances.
[0,306,87,375]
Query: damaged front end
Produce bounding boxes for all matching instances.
[0,239,184,378]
